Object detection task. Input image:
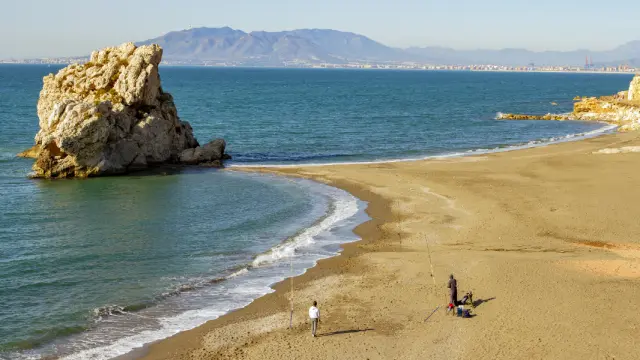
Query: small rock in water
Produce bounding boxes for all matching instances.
[179,139,227,165]
[498,74,640,131]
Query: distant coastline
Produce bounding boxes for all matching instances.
[0,60,637,75]
[4,26,640,73]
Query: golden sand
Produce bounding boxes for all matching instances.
[137,131,640,360]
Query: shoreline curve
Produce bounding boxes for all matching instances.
[130,129,640,360]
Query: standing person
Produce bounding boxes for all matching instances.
[448,274,458,306]
[309,301,320,337]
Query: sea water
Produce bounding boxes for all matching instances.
[0,65,632,359]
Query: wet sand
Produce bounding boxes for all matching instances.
[137,131,640,360]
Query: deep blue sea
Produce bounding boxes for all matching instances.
[0,65,633,359]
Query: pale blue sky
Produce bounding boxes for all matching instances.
[2,0,639,58]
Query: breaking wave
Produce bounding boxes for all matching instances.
[252,188,358,266]
[7,177,367,360]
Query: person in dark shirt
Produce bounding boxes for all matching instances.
[448,274,458,306]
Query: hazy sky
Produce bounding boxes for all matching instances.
[2,0,639,58]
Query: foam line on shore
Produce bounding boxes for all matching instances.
[252,191,359,266]
[22,177,368,360]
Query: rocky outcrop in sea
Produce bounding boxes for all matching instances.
[19,43,228,178]
[497,74,640,132]
[629,75,640,101]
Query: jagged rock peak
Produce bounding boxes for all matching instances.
[23,42,227,178]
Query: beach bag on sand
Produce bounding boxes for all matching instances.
[447,303,455,315]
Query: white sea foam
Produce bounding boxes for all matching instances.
[226,268,249,278]
[58,308,231,360]
[38,177,368,360]
[252,187,359,266]
[93,305,127,321]
[232,123,617,168]
[0,152,16,161]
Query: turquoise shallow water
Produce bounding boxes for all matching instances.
[0,65,633,359]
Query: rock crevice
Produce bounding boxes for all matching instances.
[21,43,228,178]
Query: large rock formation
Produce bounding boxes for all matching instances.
[629,75,640,101]
[498,74,640,132]
[21,42,227,178]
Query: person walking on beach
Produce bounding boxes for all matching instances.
[309,301,320,337]
[448,274,458,306]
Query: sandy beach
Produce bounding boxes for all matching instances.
[136,131,640,360]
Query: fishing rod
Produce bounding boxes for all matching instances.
[289,254,294,329]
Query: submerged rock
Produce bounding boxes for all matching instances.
[17,145,40,159]
[24,42,228,178]
[497,113,570,121]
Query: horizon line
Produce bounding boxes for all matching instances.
[1,26,637,60]
[149,25,635,53]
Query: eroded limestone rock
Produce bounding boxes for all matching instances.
[498,74,640,132]
[629,75,640,102]
[25,43,227,178]
[179,139,227,165]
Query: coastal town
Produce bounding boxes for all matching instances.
[1,56,637,73]
[305,62,639,73]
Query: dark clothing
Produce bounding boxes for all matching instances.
[447,278,457,291]
[450,288,458,305]
[448,278,458,305]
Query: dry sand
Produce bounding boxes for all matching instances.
[137,132,640,360]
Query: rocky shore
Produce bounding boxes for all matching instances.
[18,43,229,178]
[498,74,640,132]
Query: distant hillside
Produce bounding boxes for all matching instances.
[132,27,640,67]
[137,27,410,65]
[407,41,640,66]
[3,27,640,67]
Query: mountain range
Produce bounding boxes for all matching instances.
[137,27,409,65]
[133,27,639,67]
[406,42,640,67]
